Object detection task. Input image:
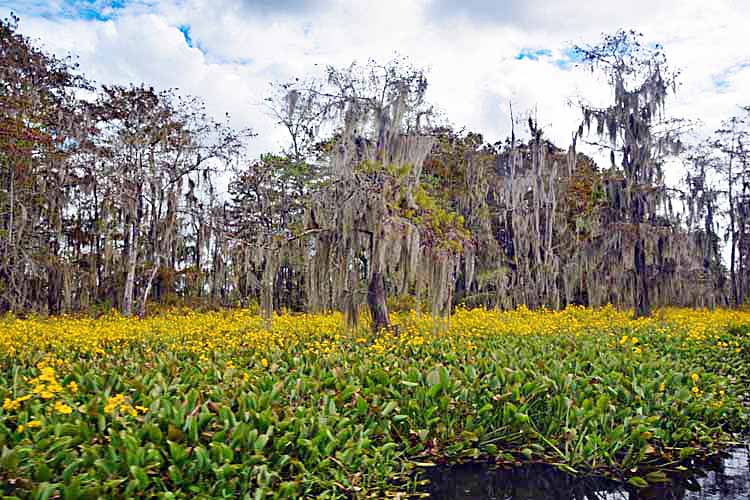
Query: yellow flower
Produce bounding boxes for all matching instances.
[135,405,149,413]
[692,386,700,394]
[54,401,73,415]
[40,390,54,400]
[67,381,78,393]
[37,367,56,384]
[619,335,628,345]
[17,424,25,432]
[242,372,250,382]
[659,382,665,392]
[3,398,19,411]
[26,420,42,429]
[104,394,126,414]
[630,337,639,344]
[261,358,269,368]
[691,373,699,382]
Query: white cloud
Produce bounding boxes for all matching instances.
[6,0,750,175]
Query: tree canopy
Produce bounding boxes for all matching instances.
[1,20,746,324]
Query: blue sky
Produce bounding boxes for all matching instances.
[2,0,749,164]
[177,23,192,47]
[2,0,136,21]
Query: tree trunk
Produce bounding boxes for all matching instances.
[367,271,390,332]
[634,237,651,318]
[194,218,202,298]
[47,265,62,315]
[122,221,138,316]
[138,254,160,318]
[740,178,747,305]
[729,155,738,306]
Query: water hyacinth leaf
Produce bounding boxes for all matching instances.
[426,369,441,388]
[254,434,269,452]
[627,476,649,488]
[130,465,149,489]
[380,442,398,455]
[0,307,748,498]
[645,470,669,483]
[478,403,493,415]
[679,447,697,460]
[381,401,398,417]
[34,463,51,482]
[555,463,578,474]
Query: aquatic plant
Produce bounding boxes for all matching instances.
[0,306,748,498]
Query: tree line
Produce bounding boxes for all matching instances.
[2,17,749,325]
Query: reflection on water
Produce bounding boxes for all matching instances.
[421,446,750,500]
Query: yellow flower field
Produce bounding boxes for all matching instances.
[2,306,748,359]
[0,306,749,498]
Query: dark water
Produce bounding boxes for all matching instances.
[421,446,750,500]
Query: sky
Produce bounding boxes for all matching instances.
[2,0,750,171]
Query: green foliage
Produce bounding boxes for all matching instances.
[0,309,748,497]
[355,160,411,178]
[404,186,469,252]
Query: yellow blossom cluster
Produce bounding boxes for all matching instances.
[17,420,42,432]
[3,361,77,416]
[30,364,63,399]
[0,306,749,365]
[3,394,31,411]
[0,304,747,498]
[104,393,148,417]
[0,309,346,362]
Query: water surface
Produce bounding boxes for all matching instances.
[421,446,750,500]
